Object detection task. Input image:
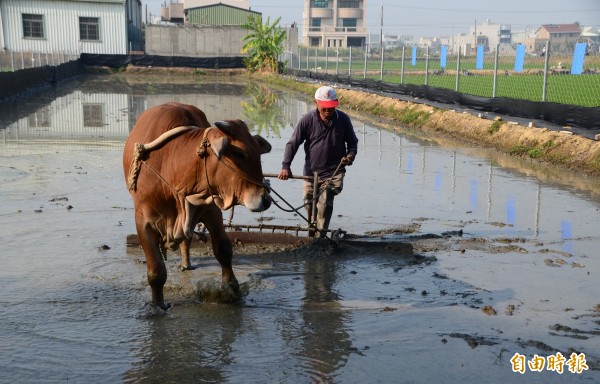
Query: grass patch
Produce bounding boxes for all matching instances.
[396,108,430,125]
[527,148,543,158]
[509,145,530,156]
[488,120,503,134]
[542,140,554,149]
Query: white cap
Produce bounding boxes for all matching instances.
[314,86,339,108]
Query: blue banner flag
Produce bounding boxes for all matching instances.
[476,45,484,69]
[440,45,447,68]
[571,43,587,75]
[514,44,525,72]
[411,46,417,66]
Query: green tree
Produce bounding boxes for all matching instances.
[241,15,286,73]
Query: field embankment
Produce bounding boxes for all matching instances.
[255,72,600,179]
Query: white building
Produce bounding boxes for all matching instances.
[0,0,142,54]
[303,0,367,48]
[447,19,511,54]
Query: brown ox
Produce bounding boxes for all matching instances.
[123,102,272,309]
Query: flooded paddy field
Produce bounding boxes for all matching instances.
[0,74,599,383]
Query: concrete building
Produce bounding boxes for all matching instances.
[418,36,445,53]
[302,0,367,48]
[0,0,142,54]
[447,19,511,54]
[381,33,412,50]
[466,19,511,52]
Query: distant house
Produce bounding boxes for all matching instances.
[534,23,582,54]
[0,0,142,54]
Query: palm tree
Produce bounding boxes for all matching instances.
[241,15,286,73]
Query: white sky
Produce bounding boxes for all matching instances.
[141,0,599,38]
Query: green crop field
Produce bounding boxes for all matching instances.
[367,73,600,107]
[299,49,600,108]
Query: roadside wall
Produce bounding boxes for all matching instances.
[145,25,249,57]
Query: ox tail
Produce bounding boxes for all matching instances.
[127,125,200,191]
[127,142,145,191]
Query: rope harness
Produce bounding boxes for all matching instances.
[128,125,265,200]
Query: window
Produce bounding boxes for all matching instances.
[347,37,363,47]
[314,0,328,8]
[80,17,100,41]
[342,18,357,32]
[23,14,44,38]
[83,104,104,127]
[310,18,321,32]
[339,0,360,8]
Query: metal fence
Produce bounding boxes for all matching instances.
[287,41,600,107]
[0,50,80,72]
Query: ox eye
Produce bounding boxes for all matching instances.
[228,146,247,161]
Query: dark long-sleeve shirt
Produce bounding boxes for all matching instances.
[282,109,359,178]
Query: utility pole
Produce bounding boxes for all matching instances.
[474,19,477,54]
[379,3,383,53]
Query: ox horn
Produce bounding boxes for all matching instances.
[213,121,233,136]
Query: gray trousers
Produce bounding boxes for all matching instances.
[303,172,344,237]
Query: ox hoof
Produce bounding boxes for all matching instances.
[153,302,172,311]
[223,280,240,293]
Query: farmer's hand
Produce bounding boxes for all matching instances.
[341,155,355,166]
[278,169,292,180]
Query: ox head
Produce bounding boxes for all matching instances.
[204,120,272,212]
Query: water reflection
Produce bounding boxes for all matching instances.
[299,257,352,380]
[0,79,293,152]
[2,74,600,382]
[241,83,287,138]
[123,305,244,383]
[2,75,600,244]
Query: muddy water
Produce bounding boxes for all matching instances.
[0,75,599,383]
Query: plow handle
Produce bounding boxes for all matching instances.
[263,173,312,181]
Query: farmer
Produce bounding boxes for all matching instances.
[278,85,359,237]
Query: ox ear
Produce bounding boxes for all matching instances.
[213,121,233,136]
[253,134,272,155]
[210,136,229,159]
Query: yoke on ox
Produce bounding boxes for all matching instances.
[123,102,272,309]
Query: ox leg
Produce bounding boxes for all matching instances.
[179,238,194,271]
[201,205,239,293]
[136,217,169,310]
